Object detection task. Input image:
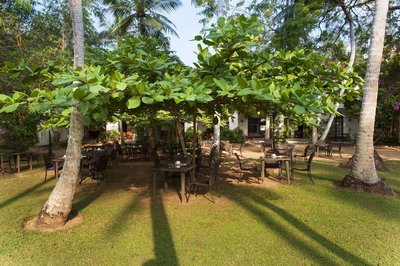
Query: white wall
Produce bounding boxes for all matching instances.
[37,128,68,146]
[229,112,239,130]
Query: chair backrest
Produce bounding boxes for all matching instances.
[94,155,109,172]
[114,141,123,155]
[303,144,312,156]
[234,153,243,170]
[110,149,117,160]
[43,154,55,168]
[306,152,316,169]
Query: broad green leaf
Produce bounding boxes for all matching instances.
[142,97,154,104]
[127,96,141,109]
[186,95,196,101]
[237,89,255,96]
[73,88,86,100]
[0,94,11,102]
[116,82,127,91]
[293,105,306,115]
[0,103,20,113]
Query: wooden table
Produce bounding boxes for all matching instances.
[152,164,195,203]
[3,152,36,173]
[260,156,292,184]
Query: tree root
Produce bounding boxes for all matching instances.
[336,175,396,196]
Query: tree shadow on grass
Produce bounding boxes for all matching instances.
[68,190,103,220]
[221,182,371,265]
[104,191,146,239]
[144,193,179,266]
[0,176,55,210]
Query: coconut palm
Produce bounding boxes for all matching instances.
[104,0,181,42]
[350,0,389,184]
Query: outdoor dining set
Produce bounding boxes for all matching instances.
[0,138,344,204]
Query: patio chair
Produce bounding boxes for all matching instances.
[317,141,330,156]
[220,141,233,158]
[234,153,259,183]
[232,143,244,156]
[114,141,127,160]
[43,154,62,180]
[328,143,342,158]
[89,154,109,183]
[189,159,222,203]
[109,149,118,166]
[291,152,316,184]
[293,144,314,165]
[198,145,217,172]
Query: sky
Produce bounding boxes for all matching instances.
[168,1,204,67]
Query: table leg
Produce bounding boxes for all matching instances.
[16,154,20,173]
[180,172,186,204]
[285,161,291,185]
[261,160,265,180]
[29,154,33,171]
[55,161,59,178]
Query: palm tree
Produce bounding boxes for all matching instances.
[349,0,389,185]
[104,0,181,43]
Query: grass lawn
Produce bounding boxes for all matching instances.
[0,159,399,265]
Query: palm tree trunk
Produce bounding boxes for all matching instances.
[350,0,389,184]
[319,1,356,142]
[36,0,85,227]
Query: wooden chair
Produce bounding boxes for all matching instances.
[198,145,217,172]
[234,153,259,183]
[232,143,243,156]
[89,155,109,183]
[220,141,233,158]
[328,143,342,158]
[291,152,316,184]
[293,144,314,165]
[189,159,222,202]
[43,154,62,180]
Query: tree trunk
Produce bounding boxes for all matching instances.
[36,108,84,227]
[319,2,356,142]
[311,127,318,145]
[69,0,84,68]
[212,112,221,155]
[264,115,270,141]
[192,112,197,166]
[36,0,85,228]
[350,0,389,184]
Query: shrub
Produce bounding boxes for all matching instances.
[221,127,245,143]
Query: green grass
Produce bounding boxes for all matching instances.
[0,159,400,265]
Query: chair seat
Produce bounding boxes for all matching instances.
[47,166,63,170]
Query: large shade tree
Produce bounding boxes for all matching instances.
[0,16,361,227]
